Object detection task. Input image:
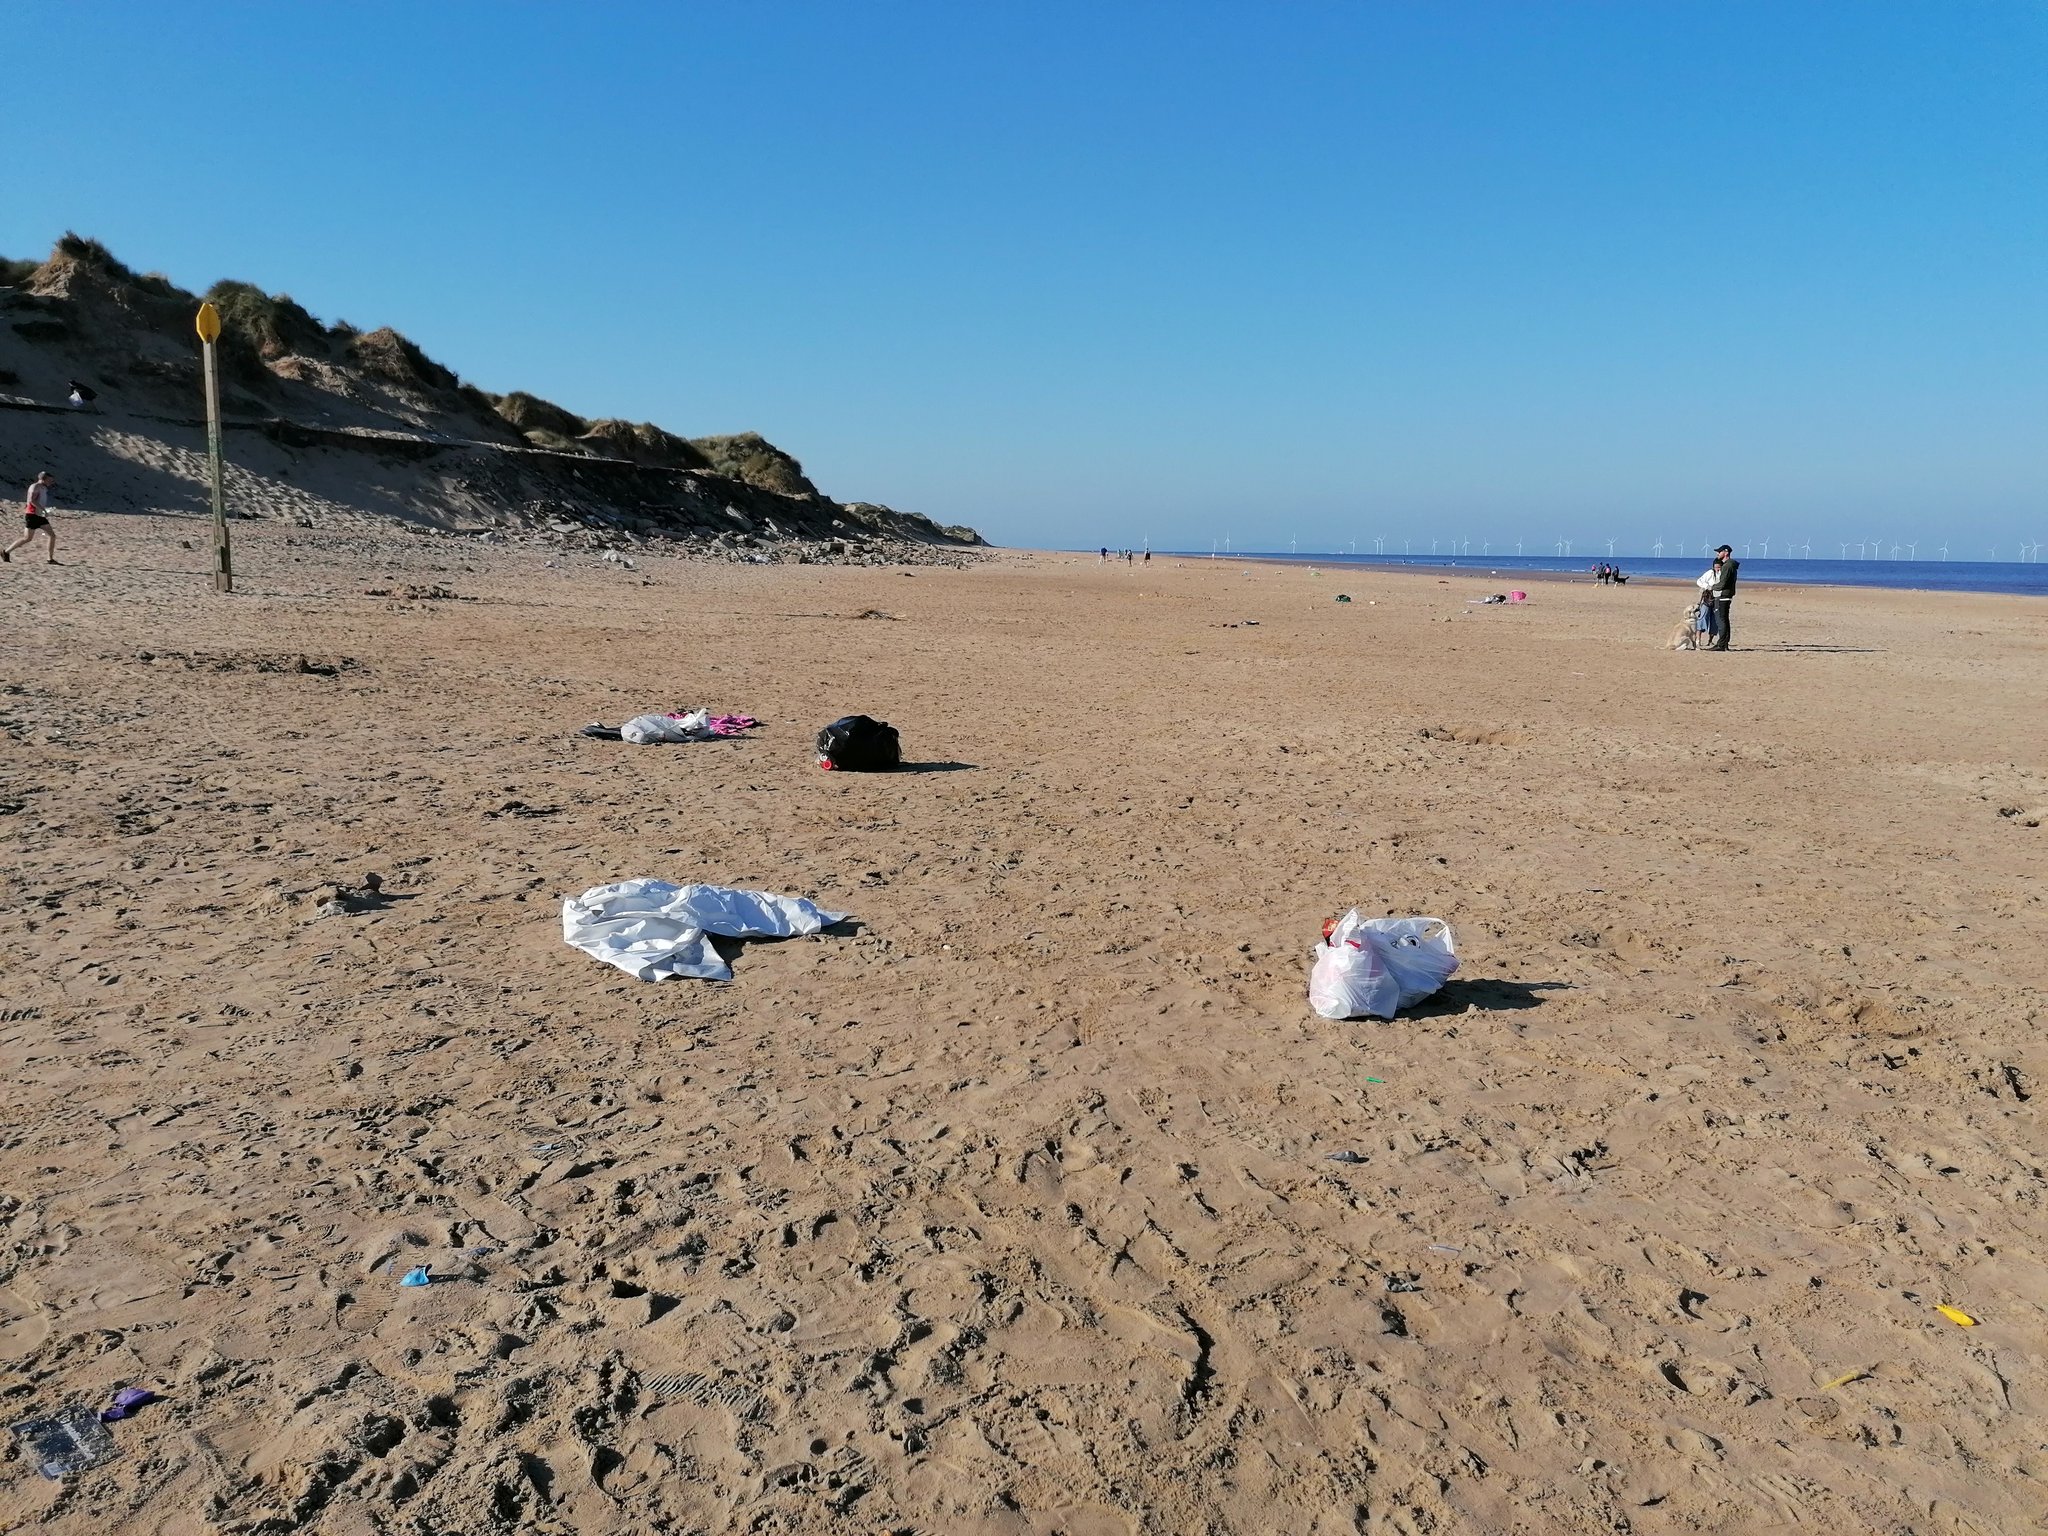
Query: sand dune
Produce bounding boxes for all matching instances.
[1,514,2043,1534]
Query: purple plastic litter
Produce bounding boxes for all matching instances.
[100,1388,158,1423]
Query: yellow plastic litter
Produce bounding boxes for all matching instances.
[1821,1369,1871,1390]
[1935,1305,1978,1327]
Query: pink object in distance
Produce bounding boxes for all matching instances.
[1509,590,1528,602]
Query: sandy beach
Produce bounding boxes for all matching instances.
[2,513,2043,1535]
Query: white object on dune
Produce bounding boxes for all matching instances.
[620,709,712,745]
[562,879,849,981]
[1308,912,1458,1020]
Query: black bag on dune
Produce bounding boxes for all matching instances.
[816,715,901,771]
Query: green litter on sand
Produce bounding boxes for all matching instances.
[1366,1077,1385,1084]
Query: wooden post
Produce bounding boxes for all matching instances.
[195,302,232,592]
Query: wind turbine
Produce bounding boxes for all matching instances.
[1938,542,1948,559]
[1905,542,1917,559]
[1373,536,1385,554]
[1890,541,1901,559]
[1482,540,1490,556]
[1516,538,1524,555]
[1869,534,1881,559]
[1403,540,1411,555]
[1855,541,1865,558]
[1757,538,1769,557]
[1652,537,1664,557]
[1802,539,1812,557]
[1606,538,1616,557]
[1430,538,1438,555]
[1839,542,1849,558]
[1461,538,1471,556]
[1555,539,1565,555]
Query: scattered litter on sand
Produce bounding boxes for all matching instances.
[314,872,384,917]
[1935,1304,1978,1327]
[562,880,849,982]
[817,714,901,771]
[12,1403,119,1478]
[595,710,762,745]
[99,1387,158,1423]
[1309,912,1458,1020]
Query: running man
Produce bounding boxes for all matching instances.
[4,472,58,564]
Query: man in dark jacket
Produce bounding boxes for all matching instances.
[1707,544,1739,650]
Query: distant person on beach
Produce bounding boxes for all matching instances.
[1100,547,1108,561]
[4,472,58,564]
[1143,549,1151,563]
[1706,544,1738,649]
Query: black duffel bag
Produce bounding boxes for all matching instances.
[816,715,901,771]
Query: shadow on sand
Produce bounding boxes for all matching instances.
[1735,644,1880,654]
[1404,978,1570,1019]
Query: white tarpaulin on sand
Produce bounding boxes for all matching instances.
[562,879,849,982]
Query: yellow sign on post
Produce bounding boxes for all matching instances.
[195,302,232,591]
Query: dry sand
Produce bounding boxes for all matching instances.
[2,513,2044,1535]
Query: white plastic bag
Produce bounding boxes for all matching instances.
[562,879,848,981]
[1309,910,1402,1020]
[621,709,711,745]
[1366,916,1459,1007]
[1308,910,1458,1020]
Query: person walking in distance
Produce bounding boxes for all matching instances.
[1706,543,1738,649]
[4,472,58,564]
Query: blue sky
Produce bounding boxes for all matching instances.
[8,2,2044,553]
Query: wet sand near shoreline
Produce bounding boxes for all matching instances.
[2,513,2044,1535]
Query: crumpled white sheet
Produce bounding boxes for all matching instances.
[562,879,849,981]
[621,710,711,745]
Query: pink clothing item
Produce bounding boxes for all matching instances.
[660,711,760,737]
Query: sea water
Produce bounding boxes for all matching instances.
[1172,552,2048,599]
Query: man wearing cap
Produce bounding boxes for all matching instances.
[1706,543,1738,650]
[4,472,59,565]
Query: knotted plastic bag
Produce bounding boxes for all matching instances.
[1308,911,1458,1020]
